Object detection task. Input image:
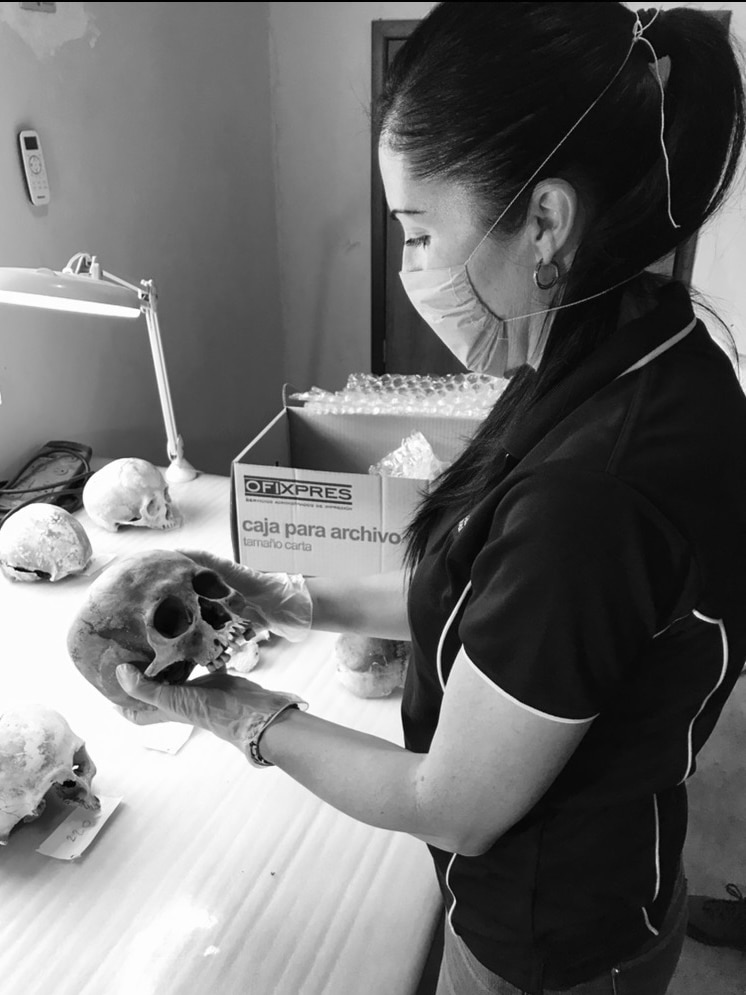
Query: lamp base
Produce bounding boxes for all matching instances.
[165,457,198,484]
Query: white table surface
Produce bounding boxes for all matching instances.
[0,473,441,995]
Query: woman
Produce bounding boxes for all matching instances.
[117,4,746,992]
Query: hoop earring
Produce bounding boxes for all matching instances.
[534,259,561,291]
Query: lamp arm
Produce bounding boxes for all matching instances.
[139,281,181,462]
[103,269,196,483]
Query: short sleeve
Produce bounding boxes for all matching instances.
[458,467,689,720]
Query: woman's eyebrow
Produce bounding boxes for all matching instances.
[389,208,427,218]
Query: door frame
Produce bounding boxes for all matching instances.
[371,21,417,373]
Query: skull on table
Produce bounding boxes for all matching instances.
[334,635,410,698]
[67,550,257,709]
[82,458,181,532]
[0,503,92,582]
[0,704,99,846]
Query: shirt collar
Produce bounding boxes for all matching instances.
[501,282,697,463]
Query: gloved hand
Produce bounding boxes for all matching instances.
[178,548,313,643]
[116,664,307,767]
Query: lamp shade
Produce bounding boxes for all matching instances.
[0,267,140,319]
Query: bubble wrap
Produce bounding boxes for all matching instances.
[369,431,448,481]
[290,372,506,418]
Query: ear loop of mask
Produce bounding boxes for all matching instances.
[633,9,680,230]
[463,6,679,324]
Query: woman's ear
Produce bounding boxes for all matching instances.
[528,179,580,265]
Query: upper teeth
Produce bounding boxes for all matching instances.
[207,624,254,671]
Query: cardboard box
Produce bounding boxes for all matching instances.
[231,392,481,577]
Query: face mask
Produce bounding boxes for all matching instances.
[400,264,517,378]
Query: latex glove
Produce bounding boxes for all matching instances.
[116,664,307,767]
[178,548,313,642]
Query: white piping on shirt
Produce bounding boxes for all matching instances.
[652,794,661,903]
[680,611,729,784]
[642,906,660,937]
[464,650,597,725]
[618,317,697,378]
[641,794,662,934]
[644,611,728,937]
[653,613,689,639]
[435,586,598,722]
[444,852,459,936]
[436,582,472,692]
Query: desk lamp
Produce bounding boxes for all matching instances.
[0,252,196,483]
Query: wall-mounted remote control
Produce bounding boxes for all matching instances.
[18,129,50,205]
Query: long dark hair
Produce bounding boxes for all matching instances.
[375,2,745,570]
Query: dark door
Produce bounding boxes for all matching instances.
[371,22,465,377]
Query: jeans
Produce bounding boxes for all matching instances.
[435,870,688,995]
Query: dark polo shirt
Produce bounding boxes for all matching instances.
[403,283,746,992]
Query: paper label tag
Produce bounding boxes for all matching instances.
[36,795,122,860]
[135,722,194,754]
[80,552,117,579]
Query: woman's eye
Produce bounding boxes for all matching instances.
[404,234,430,248]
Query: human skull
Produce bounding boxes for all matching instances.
[0,503,92,582]
[67,549,257,709]
[82,458,182,532]
[335,636,410,698]
[0,704,99,846]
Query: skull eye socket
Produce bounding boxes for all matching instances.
[152,596,193,637]
[145,498,159,517]
[192,570,231,600]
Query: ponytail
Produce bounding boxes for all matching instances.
[657,7,745,238]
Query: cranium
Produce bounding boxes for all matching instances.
[82,457,182,532]
[0,503,92,582]
[67,550,257,709]
[0,704,99,846]
[335,636,410,698]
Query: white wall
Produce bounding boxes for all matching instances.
[268,1,435,393]
[0,1,283,479]
[270,0,746,396]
